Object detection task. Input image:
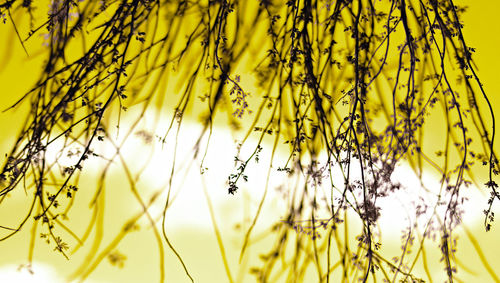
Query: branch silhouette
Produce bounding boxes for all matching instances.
[0,0,497,282]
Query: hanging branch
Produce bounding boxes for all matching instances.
[0,0,497,281]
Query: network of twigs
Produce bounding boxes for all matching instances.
[0,0,498,282]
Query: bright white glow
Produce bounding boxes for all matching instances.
[108,108,488,235]
[19,107,490,282]
[0,263,64,283]
[0,263,105,283]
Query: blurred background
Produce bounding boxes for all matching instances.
[0,0,499,282]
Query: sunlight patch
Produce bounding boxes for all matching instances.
[0,263,64,283]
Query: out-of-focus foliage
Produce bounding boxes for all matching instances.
[0,0,498,282]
